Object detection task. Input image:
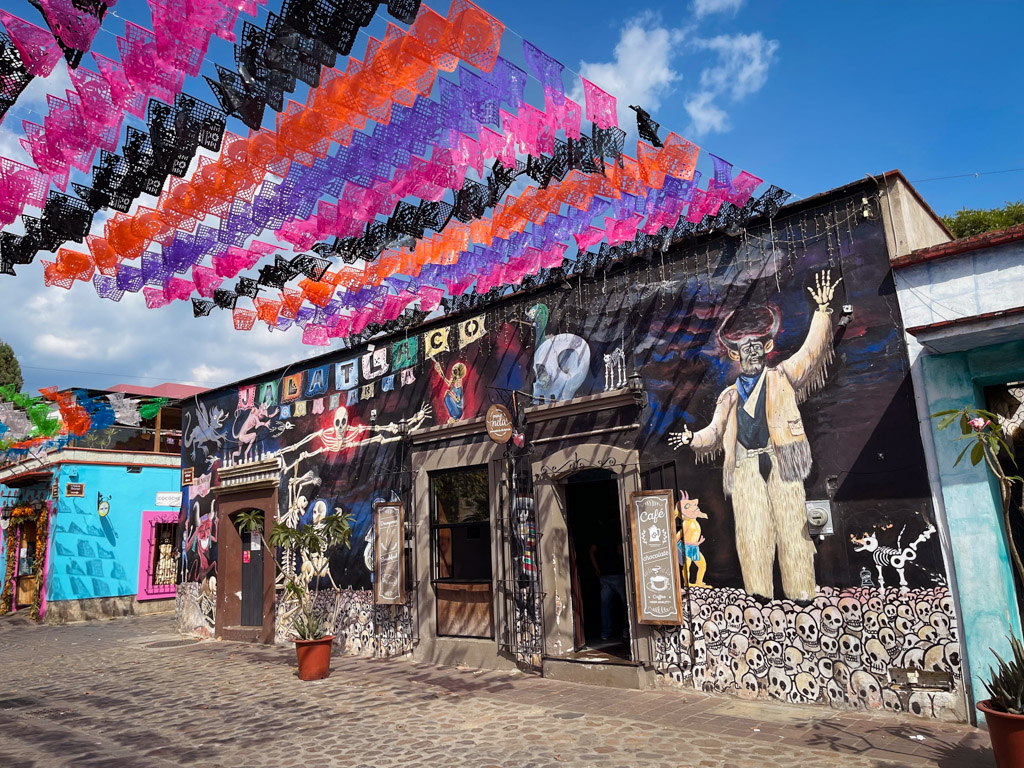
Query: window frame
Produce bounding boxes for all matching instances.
[428,464,494,639]
[429,465,493,585]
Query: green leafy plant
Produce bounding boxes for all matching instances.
[985,635,1024,714]
[934,407,1024,712]
[235,507,354,643]
[942,201,1024,240]
[933,407,1024,584]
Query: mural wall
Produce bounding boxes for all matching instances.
[178,185,964,719]
[48,464,181,603]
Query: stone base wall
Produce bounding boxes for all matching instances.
[653,585,967,722]
[175,579,216,638]
[274,588,414,658]
[44,595,173,624]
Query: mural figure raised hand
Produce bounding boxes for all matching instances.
[670,269,841,602]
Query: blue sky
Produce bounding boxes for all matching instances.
[0,0,1021,395]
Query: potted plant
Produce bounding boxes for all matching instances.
[934,406,1024,759]
[236,507,353,681]
[978,635,1024,766]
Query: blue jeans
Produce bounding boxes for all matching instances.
[599,574,628,639]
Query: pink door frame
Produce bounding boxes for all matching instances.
[138,509,179,600]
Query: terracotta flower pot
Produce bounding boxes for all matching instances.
[978,699,1024,768]
[294,635,334,681]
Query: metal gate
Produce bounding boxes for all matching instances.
[494,448,544,671]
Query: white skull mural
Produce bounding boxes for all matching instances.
[652,584,965,721]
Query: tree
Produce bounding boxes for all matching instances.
[0,339,23,392]
[942,201,1024,239]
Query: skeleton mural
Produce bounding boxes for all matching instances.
[603,347,627,391]
[851,523,938,594]
[174,187,961,719]
[653,584,966,721]
[281,404,432,470]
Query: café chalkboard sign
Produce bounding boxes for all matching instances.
[628,490,683,625]
[374,501,405,605]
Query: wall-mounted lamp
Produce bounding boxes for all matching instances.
[397,418,409,441]
[627,371,648,409]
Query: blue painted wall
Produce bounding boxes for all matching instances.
[921,338,1024,708]
[47,463,181,602]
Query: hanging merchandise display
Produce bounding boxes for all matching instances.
[0,0,787,349]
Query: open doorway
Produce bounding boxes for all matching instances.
[564,469,630,659]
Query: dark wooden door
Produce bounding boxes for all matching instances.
[240,530,264,627]
[566,526,586,652]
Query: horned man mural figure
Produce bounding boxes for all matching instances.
[669,269,841,602]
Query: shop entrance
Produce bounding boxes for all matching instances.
[14,519,37,608]
[214,483,278,644]
[239,526,264,627]
[564,469,630,657]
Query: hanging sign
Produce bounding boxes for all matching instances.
[485,404,514,444]
[182,467,194,486]
[156,491,183,507]
[65,483,85,498]
[373,500,405,605]
[628,490,683,625]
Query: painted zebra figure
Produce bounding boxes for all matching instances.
[852,523,937,594]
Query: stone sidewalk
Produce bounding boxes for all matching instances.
[0,613,993,767]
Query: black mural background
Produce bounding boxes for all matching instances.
[178,186,944,596]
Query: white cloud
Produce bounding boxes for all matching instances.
[693,0,744,18]
[576,12,689,129]
[190,364,232,383]
[685,31,778,136]
[573,11,777,140]
[696,32,778,100]
[684,91,729,136]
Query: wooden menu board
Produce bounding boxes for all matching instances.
[373,501,405,605]
[627,490,683,625]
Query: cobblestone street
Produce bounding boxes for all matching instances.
[0,613,993,767]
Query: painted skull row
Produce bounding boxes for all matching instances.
[655,585,965,721]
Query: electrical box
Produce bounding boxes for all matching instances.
[805,499,834,536]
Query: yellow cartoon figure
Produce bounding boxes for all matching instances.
[675,490,709,588]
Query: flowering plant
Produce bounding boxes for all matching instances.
[933,406,1023,587]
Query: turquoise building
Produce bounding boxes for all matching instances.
[894,224,1024,721]
[1,387,195,621]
